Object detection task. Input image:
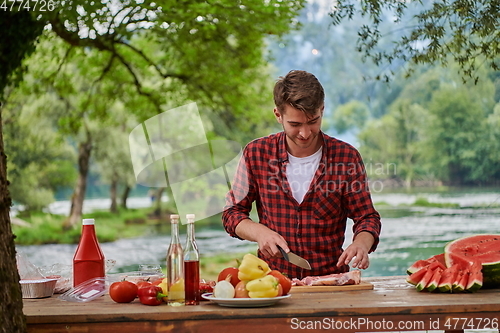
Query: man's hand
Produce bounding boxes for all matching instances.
[235,219,289,258]
[337,231,374,269]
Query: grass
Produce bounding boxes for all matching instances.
[12,207,155,245]
[412,197,460,208]
[12,207,258,280]
[200,252,249,281]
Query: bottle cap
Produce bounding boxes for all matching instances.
[186,214,195,223]
[170,214,180,223]
[82,219,95,225]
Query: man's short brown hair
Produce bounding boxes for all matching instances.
[273,70,325,117]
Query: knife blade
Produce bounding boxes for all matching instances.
[277,245,311,270]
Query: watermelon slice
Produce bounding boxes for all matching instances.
[426,267,444,292]
[437,265,458,293]
[406,267,429,285]
[416,267,435,291]
[407,253,446,275]
[466,262,483,292]
[406,259,432,275]
[445,234,500,288]
[453,269,469,292]
[415,262,444,291]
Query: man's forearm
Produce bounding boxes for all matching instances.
[353,231,375,252]
[235,219,270,242]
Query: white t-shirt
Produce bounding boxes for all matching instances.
[286,147,323,204]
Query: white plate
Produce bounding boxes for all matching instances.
[201,293,291,307]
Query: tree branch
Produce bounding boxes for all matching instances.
[115,40,189,81]
[112,50,162,113]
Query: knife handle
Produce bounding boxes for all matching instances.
[277,245,289,261]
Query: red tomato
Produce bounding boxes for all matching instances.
[109,281,138,303]
[268,270,292,295]
[217,267,240,287]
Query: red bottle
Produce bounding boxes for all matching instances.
[73,218,105,287]
[184,214,200,305]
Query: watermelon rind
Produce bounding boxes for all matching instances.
[426,267,443,292]
[466,274,483,292]
[453,270,469,292]
[406,259,431,275]
[465,262,483,292]
[444,234,500,288]
[437,266,458,293]
[416,267,435,292]
[406,267,428,286]
[482,264,500,288]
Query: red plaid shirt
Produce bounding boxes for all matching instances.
[222,131,381,279]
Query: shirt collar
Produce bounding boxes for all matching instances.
[278,131,327,164]
[278,132,289,164]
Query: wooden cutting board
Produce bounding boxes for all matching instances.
[290,280,373,293]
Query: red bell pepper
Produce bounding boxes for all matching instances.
[137,285,166,306]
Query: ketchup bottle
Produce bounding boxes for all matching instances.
[73,218,105,287]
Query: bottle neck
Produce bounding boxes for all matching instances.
[184,222,199,260]
[170,223,180,244]
[82,224,96,237]
[186,222,195,241]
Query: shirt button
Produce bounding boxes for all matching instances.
[296,207,301,212]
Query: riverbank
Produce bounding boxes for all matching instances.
[13,188,500,280]
[13,189,500,246]
[12,205,250,281]
[13,207,230,244]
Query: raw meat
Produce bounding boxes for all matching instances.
[292,270,361,286]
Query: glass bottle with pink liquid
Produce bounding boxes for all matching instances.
[184,214,200,305]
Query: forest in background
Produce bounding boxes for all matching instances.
[268,0,500,188]
[4,0,500,219]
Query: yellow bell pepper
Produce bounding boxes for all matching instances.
[246,275,279,298]
[238,253,271,281]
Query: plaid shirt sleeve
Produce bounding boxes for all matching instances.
[222,142,257,239]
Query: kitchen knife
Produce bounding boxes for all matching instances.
[277,245,311,270]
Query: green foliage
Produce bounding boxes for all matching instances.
[330,100,369,134]
[358,65,500,186]
[424,87,485,182]
[3,0,306,218]
[13,208,154,245]
[34,0,306,141]
[13,213,81,245]
[413,197,460,208]
[3,87,77,211]
[0,11,43,98]
[329,0,500,82]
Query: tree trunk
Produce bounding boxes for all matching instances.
[66,131,92,228]
[0,111,27,333]
[120,185,131,209]
[152,187,165,217]
[109,172,118,214]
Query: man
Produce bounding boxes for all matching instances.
[222,70,381,279]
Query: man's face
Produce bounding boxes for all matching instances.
[274,104,323,157]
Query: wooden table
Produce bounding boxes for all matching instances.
[23,276,500,333]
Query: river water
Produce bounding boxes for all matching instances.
[15,188,500,277]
